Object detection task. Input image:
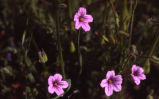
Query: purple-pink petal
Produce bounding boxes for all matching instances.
[54,73,62,81]
[48,76,55,85]
[75,21,81,30]
[113,84,122,92]
[106,70,115,79]
[138,74,146,80]
[81,23,90,32]
[83,15,93,22]
[134,77,141,85]
[113,75,122,85]
[100,79,107,88]
[48,85,55,94]
[138,67,144,73]
[132,65,137,73]
[78,7,87,16]
[59,81,69,88]
[74,13,80,22]
[54,86,64,96]
[105,84,113,96]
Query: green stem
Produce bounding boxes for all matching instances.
[78,30,82,75]
[144,31,159,74]
[102,0,107,34]
[55,6,66,79]
[129,0,138,48]
[67,0,73,33]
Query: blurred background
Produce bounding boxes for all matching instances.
[0,0,159,99]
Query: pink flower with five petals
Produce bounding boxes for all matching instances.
[48,73,69,96]
[100,70,123,96]
[74,7,93,32]
[131,64,146,85]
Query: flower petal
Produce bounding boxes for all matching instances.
[132,76,141,85]
[113,84,122,92]
[48,85,55,94]
[131,64,137,73]
[83,15,93,22]
[105,84,113,96]
[54,86,64,96]
[113,75,123,85]
[74,13,80,22]
[59,81,69,88]
[106,70,115,79]
[138,66,144,73]
[81,23,90,32]
[78,7,87,16]
[100,79,107,88]
[54,73,62,81]
[75,21,81,30]
[48,76,55,85]
[138,74,146,80]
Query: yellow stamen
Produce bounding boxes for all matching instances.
[79,17,84,21]
[108,79,112,84]
[53,82,58,86]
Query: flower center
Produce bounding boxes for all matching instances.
[108,79,113,84]
[79,17,84,22]
[53,82,58,87]
[133,71,139,76]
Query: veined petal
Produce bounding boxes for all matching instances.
[113,75,122,85]
[78,7,87,16]
[106,70,115,79]
[138,74,146,80]
[132,64,137,73]
[75,21,81,30]
[48,85,55,94]
[84,15,93,22]
[81,23,90,32]
[54,73,62,82]
[54,86,64,96]
[59,81,69,88]
[113,84,122,92]
[132,76,141,85]
[100,79,107,88]
[138,66,144,73]
[105,84,113,96]
[48,76,55,85]
[74,13,80,22]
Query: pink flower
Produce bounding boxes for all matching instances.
[100,70,123,96]
[131,64,146,85]
[48,73,69,96]
[74,7,93,32]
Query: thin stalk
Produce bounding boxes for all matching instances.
[129,0,138,48]
[102,0,107,34]
[108,0,119,31]
[143,31,159,74]
[55,7,66,79]
[67,0,73,33]
[77,30,82,75]
[148,33,159,57]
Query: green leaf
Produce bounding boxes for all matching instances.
[144,59,150,74]
[27,73,35,83]
[150,56,159,64]
[22,30,26,45]
[102,35,109,42]
[70,41,76,53]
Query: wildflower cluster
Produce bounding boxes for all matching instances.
[47,7,147,97]
[100,64,146,96]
